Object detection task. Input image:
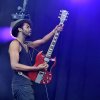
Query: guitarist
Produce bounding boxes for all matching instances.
[8,19,63,100]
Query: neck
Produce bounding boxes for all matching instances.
[16,32,26,44]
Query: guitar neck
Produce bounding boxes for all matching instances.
[45,31,60,60]
[44,10,68,62]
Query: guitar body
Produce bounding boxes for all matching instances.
[27,10,68,84]
[27,51,53,84]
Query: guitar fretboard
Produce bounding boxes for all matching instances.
[44,10,68,62]
[44,31,60,61]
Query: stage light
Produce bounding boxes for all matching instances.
[0,27,13,43]
[70,0,90,5]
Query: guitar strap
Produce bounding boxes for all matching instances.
[18,71,30,80]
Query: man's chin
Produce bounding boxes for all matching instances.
[28,33,32,36]
[26,33,31,38]
[29,32,32,35]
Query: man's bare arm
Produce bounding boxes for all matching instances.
[9,40,47,71]
[27,24,63,48]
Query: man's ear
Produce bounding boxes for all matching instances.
[18,28,22,32]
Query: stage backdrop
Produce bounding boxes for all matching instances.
[0,0,100,100]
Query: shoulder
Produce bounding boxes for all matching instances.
[9,40,21,52]
[9,40,20,47]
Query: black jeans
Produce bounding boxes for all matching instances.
[12,84,35,100]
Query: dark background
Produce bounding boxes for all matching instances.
[0,0,100,100]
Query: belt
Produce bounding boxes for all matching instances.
[18,71,31,80]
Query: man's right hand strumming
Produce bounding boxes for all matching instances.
[34,62,49,70]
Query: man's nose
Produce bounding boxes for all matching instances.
[30,28,32,31]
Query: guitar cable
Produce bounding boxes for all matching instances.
[44,84,50,100]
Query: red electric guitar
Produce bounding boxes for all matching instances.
[27,10,69,84]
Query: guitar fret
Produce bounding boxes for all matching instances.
[48,51,52,53]
[49,48,53,51]
[50,45,54,49]
[55,33,59,36]
[46,35,59,58]
[54,36,58,39]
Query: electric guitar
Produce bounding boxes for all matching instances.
[27,10,69,84]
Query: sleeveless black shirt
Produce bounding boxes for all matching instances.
[12,40,33,85]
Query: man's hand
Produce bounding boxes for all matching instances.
[37,62,49,70]
[53,24,64,33]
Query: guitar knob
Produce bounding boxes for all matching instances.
[49,77,51,80]
[49,73,51,75]
[47,80,49,83]
[43,81,45,84]
[47,77,48,79]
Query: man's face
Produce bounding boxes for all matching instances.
[22,23,32,37]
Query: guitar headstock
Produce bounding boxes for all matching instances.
[58,10,69,24]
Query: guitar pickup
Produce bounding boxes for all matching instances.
[35,71,45,84]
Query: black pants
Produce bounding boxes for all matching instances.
[12,84,35,100]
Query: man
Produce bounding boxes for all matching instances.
[8,19,63,100]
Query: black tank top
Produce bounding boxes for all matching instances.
[12,40,33,85]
